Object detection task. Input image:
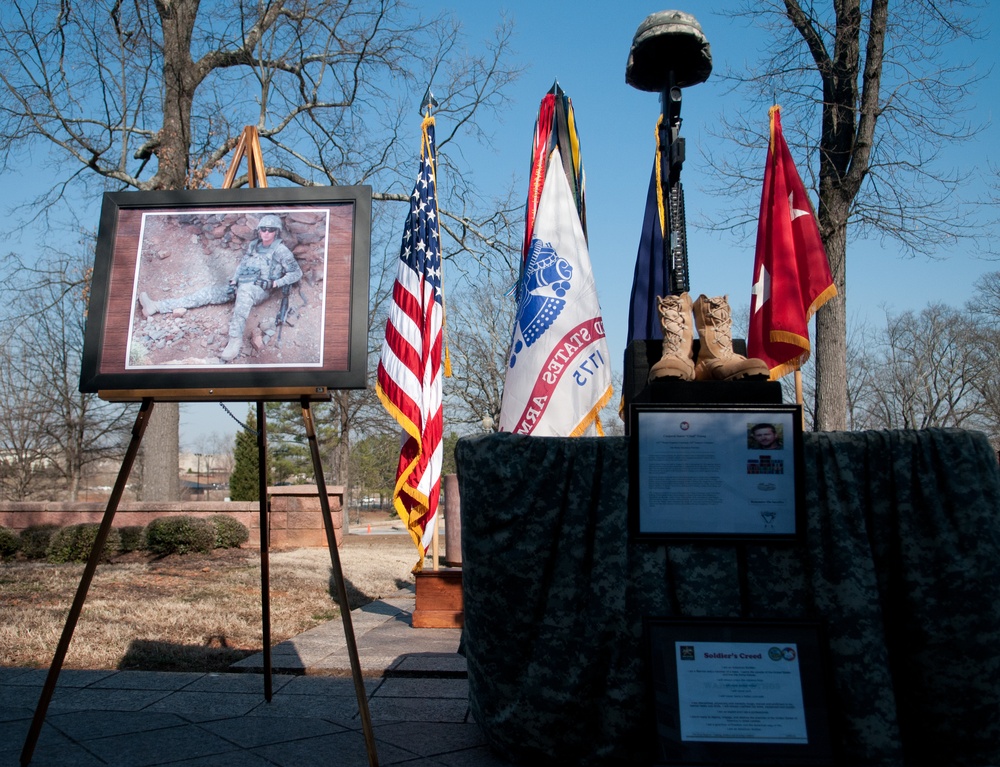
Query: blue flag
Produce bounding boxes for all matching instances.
[626,161,668,344]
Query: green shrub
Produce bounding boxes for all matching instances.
[118,525,146,553]
[0,526,19,559]
[46,524,121,563]
[19,524,60,559]
[145,516,215,556]
[209,515,249,549]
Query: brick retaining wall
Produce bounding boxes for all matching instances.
[0,485,344,549]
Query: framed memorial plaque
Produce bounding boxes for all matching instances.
[644,618,835,766]
[628,403,804,542]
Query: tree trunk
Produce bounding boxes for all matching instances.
[142,403,180,501]
[334,391,353,525]
[153,0,198,191]
[67,453,81,502]
[128,0,200,501]
[786,0,880,433]
[814,209,849,431]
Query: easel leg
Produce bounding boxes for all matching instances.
[301,397,379,767]
[20,398,155,767]
[257,401,273,701]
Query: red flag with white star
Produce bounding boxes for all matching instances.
[748,105,837,380]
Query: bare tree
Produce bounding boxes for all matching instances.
[205,432,235,481]
[443,267,519,432]
[779,317,877,431]
[852,304,989,431]
[598,370,625,437]
[0,0,520,499]
[705,0,985,431]
[842,319,882,431]
[0,338,54,500]
[971,271,1000,316]
[968,271,1000,448]
[0,250,133,500]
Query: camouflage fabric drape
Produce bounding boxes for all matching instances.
[456,429,1000,767]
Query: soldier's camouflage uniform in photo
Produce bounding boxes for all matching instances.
[141,215,302,361]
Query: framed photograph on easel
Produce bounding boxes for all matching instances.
[79,185,371,400]
[21,131,381,767]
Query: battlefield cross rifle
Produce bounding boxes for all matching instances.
[625,9,712,296]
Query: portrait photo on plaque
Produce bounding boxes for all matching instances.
[80,186,371,398]
[644,618,835,766]
[628,403,804,542]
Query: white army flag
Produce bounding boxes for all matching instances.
[499,147,613,436]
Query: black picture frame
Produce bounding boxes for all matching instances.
[80,186,371,400]
[628,403,805,543]
[644,618,835,766]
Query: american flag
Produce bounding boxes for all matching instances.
[376,115,444,572]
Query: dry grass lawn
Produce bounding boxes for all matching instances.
[0,532,419,672]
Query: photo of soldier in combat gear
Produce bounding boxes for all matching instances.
[138,214,303,362]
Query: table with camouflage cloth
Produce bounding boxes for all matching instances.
[456,429,1000,767]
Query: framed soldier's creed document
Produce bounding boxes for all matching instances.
[80,186,371,400]
[629,403,804,542]
[644,618,835,766]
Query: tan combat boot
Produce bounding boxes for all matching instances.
[692,294,770,381]
[138,292,161,317]
[648,292,695,381]
[221,335,243,361]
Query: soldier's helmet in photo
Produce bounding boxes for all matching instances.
[256,214,282,232]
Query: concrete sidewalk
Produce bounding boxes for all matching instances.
[0,587,515,767]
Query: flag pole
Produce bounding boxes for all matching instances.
[419,88,442,573]
[746,104,837,407]
[377,93,446,575]
[794,370,805,429]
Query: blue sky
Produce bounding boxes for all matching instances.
[459,0,1000,321]
[178,1,1000,447]
[4,1,997,448]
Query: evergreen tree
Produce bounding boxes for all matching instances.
[442,432,460,477]
[266,403,310,485]
[229,409,260,502]
[266,402,341,485]
[349,434,398,508]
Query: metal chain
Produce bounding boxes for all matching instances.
[219,402,261,435]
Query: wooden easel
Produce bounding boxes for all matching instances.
[20,127,379,767]
[223,125,269,189]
